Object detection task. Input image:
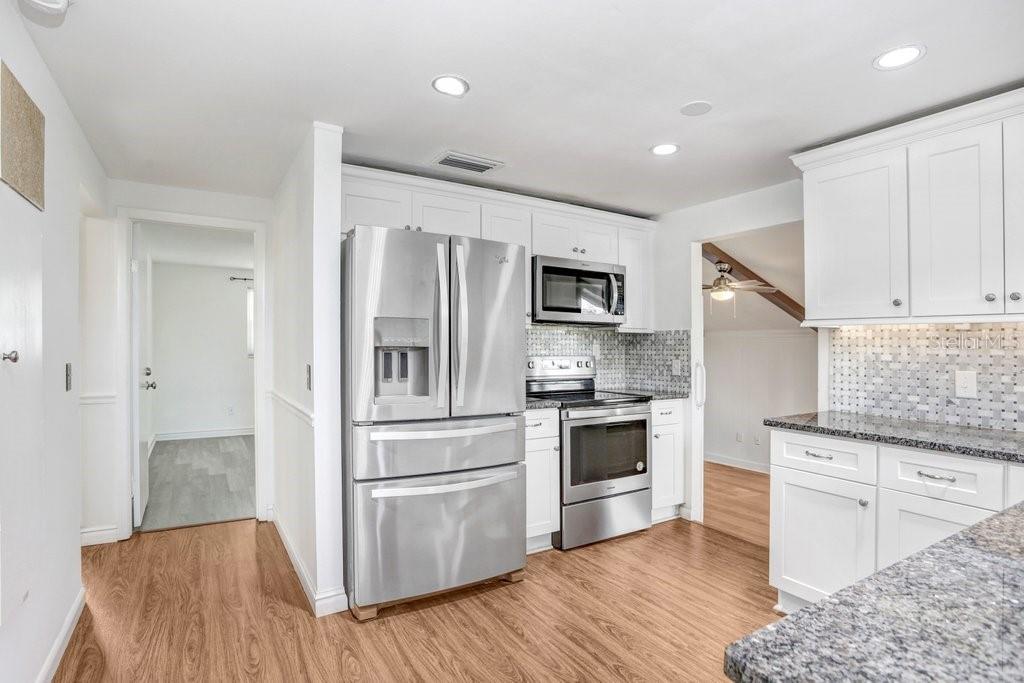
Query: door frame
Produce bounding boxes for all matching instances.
[116,207,270,539]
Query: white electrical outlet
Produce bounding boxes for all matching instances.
[954,370,978,399]
[754,435,761,446]
[227,405,235,416]
[593,340,601,358]
[671,359,682,376]
[736,432,743,443]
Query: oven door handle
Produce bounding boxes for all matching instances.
[563,413,650,428]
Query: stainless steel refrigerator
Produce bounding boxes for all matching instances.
[341,226,527,614]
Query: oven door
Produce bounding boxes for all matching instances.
[533,255,625,325]
[561,404,651,504]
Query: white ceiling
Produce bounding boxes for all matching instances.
[20,0,1024,216]
[703,221,804,331]
[135,222,254,270]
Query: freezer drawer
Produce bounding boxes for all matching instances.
[350,463,526,607]
[351,415,525,479]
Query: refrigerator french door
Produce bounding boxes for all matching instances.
[342,226,527,613]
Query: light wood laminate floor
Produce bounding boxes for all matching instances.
[703,461,770,548]
[56,518,778,681]
[140,435,255,531]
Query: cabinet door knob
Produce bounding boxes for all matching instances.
[580,248,587,255]
[985,293,997,302]
[553,445,559,452]
[2,350,19,363]
[858,499,869,507]
[572,247,579,253]
[653,434,661,439]
[404,224,411,230]
[892,298,902,307]
[1011,292,1022,302]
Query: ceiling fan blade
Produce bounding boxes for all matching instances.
[741,286,779,293]
[729,280,766,287]
[702,284,713,289]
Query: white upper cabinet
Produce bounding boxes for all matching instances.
[342,181,412,233]
[617,227,652,331]
[1005,114,1024,314]
[482,203,533,322]
[803,148,909,320]
[909,122,1005,316]
[412,193,481,238]
[532,212,618,262]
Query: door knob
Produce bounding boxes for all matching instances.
[1011,292,1022,302]
[2,350,19,363]
[985,293,997,302]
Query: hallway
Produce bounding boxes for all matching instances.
[140,436,255,531]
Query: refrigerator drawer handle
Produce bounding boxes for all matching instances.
[436,242,449,408]
[369,422,518,441]
[455,243,469,407]
[370,470,518,499]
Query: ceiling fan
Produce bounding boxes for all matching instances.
[703,262,778,301]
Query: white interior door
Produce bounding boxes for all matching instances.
[909,122,1005,316]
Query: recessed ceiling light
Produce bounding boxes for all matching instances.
[650,143,679,156]
[431,74,470,98]
[873,44,926,70]
[680,101,713,117]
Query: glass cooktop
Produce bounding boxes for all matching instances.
[527,390,651,408]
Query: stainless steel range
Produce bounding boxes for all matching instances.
[526,356,652,549]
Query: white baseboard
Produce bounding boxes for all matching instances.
[36,586,85,683]
[147,435,156,458]
[527,534,553,555]
[705,452,770,474]
[774,589,812,615]
[155,427,255,442]
[274,519,348,618]
[81,524,119,547]
[652,504,682,524]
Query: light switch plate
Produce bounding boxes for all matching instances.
[671,359,682,376]
[954,370,977,399]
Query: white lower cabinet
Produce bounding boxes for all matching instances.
[651,421,684,510]
[525,436,560,538]
[877,488,992,570]
[770,466,877,603]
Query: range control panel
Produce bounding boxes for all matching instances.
[525,355,596,380]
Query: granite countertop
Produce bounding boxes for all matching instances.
[765,410,1024,464]
[524,397,562,410]
[725,501,1024,681]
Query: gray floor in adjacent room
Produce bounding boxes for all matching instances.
[140,435,256,532]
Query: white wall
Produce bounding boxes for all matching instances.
[151,263,255,438]
[268,122,346,617]
[0,4,109,681]
[704,330,817,472]
[108,179,272,223]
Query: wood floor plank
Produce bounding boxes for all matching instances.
[55,518,778,682]
[703,462,770,548]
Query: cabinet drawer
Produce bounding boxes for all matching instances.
[524,409,559,440]
[878,447,1004,511]
[770,430,877,484]
[877,488,993,570]
[652,400,682,426]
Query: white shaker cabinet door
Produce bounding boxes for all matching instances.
[342,181,413,233]
[532,212,580,259]
[769,466,876,603]
[525,437,560,538]
[617,227,652,331]
[651,421,684,510]
[482,203,533,322]
[1005,114,1024,314]
[576,223,618,263]
[909,122,1004,316]
[877,489,992,570]
[803,148,909,320]
[412,192,481,238]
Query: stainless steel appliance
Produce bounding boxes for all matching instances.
[532,255,626,325]
[342,226,527,616]
[525,356,652,549]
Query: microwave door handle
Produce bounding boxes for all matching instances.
[455,243,469,407]
[609,273,619,314]
[436,242,449,408]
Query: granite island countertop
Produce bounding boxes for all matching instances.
[764,410,1024,464]
[724,501,1024,681]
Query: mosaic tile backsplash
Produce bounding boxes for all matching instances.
[526,327,690,394]
[830,324,1024,431]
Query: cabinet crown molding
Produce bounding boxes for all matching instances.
[791,86,1024,171]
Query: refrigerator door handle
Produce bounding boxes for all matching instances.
[370,470,518,499]
[436,242,449,408]
[455,243,469,407]
[369,422,518,442]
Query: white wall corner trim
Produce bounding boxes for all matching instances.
[154,427,255,442]
[269,390,314,425]
[35,587,86,683]
[80,524,120,547]
[274,520,349,618]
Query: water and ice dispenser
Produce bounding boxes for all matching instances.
[374,317,430,401]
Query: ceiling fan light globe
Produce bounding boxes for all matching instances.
[710,288,735,302]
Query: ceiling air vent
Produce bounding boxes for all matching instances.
[434,151,504,174]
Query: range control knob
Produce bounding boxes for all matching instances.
[577,360,584,368]
[585,361,592,368]
[527,361,535,369]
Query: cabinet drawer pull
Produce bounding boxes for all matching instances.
[526,422,543,428]
[659,410,673,416]
[804,450,834,461]
[917,470,957,484]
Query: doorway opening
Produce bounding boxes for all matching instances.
[697,222,817,548]
[131,221,258,532]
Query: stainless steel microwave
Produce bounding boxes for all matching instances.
[532,255,626,325]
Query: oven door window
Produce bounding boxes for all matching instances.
[541,266,608,315]
[568,419,647,486]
